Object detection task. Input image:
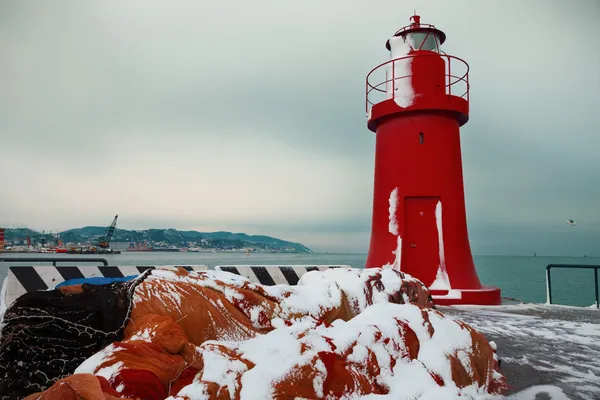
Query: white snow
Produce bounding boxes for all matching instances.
[75,343,125,380]
[237,319,318,399]
[430,200,451,291]
[274,279,344,320]
[505,385,569,400]
[391,235,403,271]
[429,268,451,291]
[167,303,502,400]
[95,361,125,382]
[386,188,402,271]
[388,188,399,235]
[387,36,415,108]
[128,326,155,342]
[196,345,248,396]
[297,267,419,314]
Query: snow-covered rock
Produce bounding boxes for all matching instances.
[169,303,505,399]
[28,267,505,399]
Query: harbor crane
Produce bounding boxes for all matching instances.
[98,215,118,249]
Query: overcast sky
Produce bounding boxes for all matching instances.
[1,0,599,255]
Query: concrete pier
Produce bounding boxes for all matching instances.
[441,303,600,399]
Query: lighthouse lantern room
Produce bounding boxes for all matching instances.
[365,15,501,305]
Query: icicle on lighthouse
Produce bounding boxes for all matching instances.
[365,15,501,305]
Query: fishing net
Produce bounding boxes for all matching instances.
[0,272,149,399]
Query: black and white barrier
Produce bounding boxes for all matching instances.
[0,265,208,313]
[0,264,355,317]
[215,265,353,286]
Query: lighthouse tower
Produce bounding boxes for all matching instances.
[365,15,501,305]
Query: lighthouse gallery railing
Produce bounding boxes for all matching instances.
[365,53,470,115]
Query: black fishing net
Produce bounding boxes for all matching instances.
[0,272,148,400]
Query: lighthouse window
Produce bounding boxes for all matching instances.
[419,132,424,144]
[405,32,439,52]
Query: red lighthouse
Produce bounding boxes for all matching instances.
[365,15,501,305]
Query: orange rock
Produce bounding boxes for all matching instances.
[168,303,507,399]
[34,268,504,399]
[95,341,187,388]
[128,276,270,345]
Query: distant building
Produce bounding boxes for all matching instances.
[0,228,4,252]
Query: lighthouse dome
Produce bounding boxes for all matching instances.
[385,15,446,53]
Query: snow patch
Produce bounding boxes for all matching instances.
[128,326,155,342]
[386,188,402,271]
[430,268,451,291]
[387,36,414,108]
[75,343,124,378]
[198,346,247,396]
[169,303,502,400]
[391,235,402,271]
[95,361,124,382]
[275,279,343,319]
[388,188,399,235]
[505,385,569,399]
[430,200,451,290]
[298,267,415,314]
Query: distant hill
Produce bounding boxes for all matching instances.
[2,228,56,245]
[4,226,312,253]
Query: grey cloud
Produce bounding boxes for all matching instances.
[1,0,599,255]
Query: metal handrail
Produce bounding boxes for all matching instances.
[365,53,470,115]
[0,257,109,266]
[365,73,470,105]
[546,264,599,309]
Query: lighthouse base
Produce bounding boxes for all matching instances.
[430,286,501,306]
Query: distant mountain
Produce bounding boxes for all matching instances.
[2,228,56,244]
[4,226,312,253]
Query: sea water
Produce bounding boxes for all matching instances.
[1,253,599,308]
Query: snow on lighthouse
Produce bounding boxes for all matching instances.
[365,14,501,305]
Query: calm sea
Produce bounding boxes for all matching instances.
[1,253,598,308]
